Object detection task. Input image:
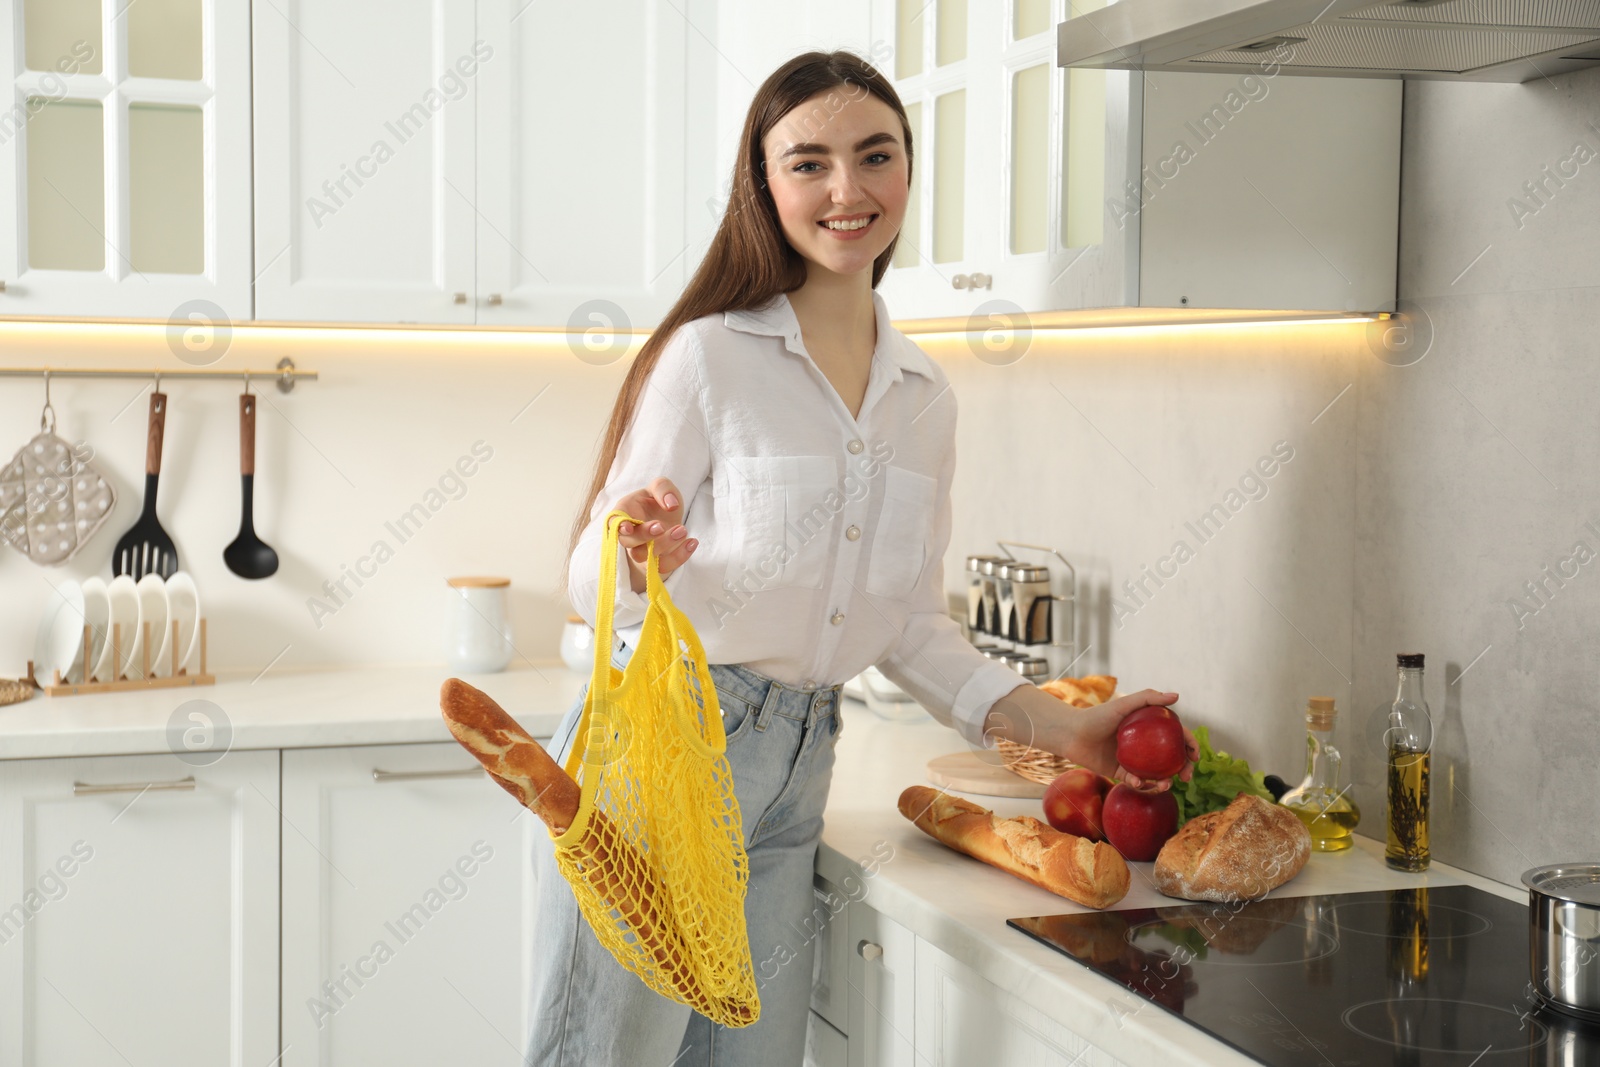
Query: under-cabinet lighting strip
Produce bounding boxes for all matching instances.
[903,315,1382,340]
[0,312,1385,350]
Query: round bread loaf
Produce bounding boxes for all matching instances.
[1153,793,1311,902]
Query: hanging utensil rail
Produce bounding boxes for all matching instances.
[0,358,316,393]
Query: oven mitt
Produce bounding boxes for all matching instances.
[0,432,117,566]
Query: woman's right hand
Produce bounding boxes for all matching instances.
[613,477,698,593]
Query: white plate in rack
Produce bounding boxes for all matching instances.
[106,575,141,680]
[135,574,169,677]
[36,581,86,684]
[165,571,201,674]
[81,576,111,682]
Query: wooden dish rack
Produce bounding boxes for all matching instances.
[25,618,214,696]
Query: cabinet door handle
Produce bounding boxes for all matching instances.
[856,939,883,961]
[372,767,484,783]
[486,293,503,306]
[74,776,196,796]
[453,292,468,304]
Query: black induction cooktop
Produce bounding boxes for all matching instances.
[1009,885,1600,1066]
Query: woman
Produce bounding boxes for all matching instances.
[534,50,1187,1066]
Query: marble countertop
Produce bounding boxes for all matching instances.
[0,662,586,759]
[818,698,1518,1067]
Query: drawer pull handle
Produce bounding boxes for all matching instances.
[74,776,196,796]
[857,939,883,961]
[453,292,468,304]
[372,767,484,783]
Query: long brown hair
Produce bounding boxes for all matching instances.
[562,50,914,589]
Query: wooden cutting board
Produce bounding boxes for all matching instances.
[926,751,1047,799]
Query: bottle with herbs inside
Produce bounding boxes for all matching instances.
[1279,697,1360,851]
[1385,653,1432,871]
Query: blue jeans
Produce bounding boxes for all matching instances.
[526,641,843,1066]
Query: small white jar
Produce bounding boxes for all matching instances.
[445,576,514,673]
[559,614,595,673]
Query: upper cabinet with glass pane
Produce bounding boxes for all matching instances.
[871,0,1401,323]
[0,0,252,320]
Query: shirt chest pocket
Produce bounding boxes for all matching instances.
[721,456,839,592]
[865,465,938,599]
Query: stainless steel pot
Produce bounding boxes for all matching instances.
[1523,863,1600,1023]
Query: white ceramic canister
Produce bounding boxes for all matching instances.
[445,576,514,673]
[558,613,594,673]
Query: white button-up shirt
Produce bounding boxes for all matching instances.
[567,289,1027,745]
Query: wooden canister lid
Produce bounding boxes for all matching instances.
[446,576,510,588]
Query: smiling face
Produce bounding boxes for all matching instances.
[761,88,910,280]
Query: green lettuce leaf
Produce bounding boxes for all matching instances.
[1170,725,1274,825]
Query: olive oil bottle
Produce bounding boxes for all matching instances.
[1280,697,1361,851]
[1385,653,1431,871]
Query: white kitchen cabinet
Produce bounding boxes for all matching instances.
[914,937,1128,1067]
[255,0,709,328]
[846,900,918,1067]
[811,870,853,1032]
[872,0,1399,320]
[0,750,279,1067]
[868,0,1007,321]
[474,0,694,330]
[808,1008,850,1067]
[0,0,253,320]
[252,0,478,325]
[873,0,1118,319]
[280,742,542,1067]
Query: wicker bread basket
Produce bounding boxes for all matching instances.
[995,737,1076,785]
[0,677,35,707]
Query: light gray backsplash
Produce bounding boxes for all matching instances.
[931,324,1362,802]
[1350,73,1600,883]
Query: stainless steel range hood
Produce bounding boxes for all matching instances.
[1057,0,1600,82]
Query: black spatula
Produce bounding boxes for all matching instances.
[113,391,178,579]
[224,392,278,579]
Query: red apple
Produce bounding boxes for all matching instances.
[1101,783,1179,861]
[1115,704,1187,780]
[1042,767,1113,840]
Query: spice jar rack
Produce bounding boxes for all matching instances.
[966,540,1080,680]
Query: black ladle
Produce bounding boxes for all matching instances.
[223,392,278,579]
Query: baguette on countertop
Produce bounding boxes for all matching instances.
[1153,793,1311,902]
[897,785,1130,909]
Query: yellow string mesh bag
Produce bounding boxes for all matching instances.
[552,509,759,1027]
